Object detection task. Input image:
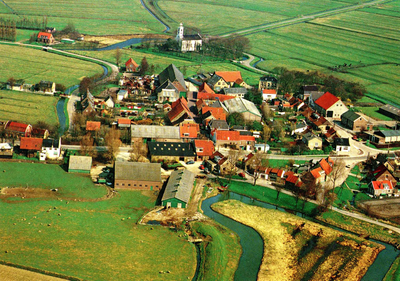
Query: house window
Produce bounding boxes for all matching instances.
[184,133,190,137]
[128,184,131,186]
[197,148,203,152]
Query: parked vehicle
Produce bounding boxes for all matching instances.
[186,160,195,165]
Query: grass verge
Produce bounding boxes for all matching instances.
[190,220,240,281]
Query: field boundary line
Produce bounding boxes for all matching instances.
[0,260,82,281]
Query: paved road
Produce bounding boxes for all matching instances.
[332,206,400,235]
[220,0,390,37]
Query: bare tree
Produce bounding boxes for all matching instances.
[7,77,16,89]
[104,128,121,162]
[262,125,272,141]
[329,159,346,190]
[71,112,86,137]
[80,133,98,158]
[248,152,268,186]
[224,150,240,182]
[115,47,122,66]
[129,140,148,162]
[140,56,149,76]
[261,102,273,120]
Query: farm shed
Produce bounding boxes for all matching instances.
[68,155,92,173]
[114,162,162,190]
[379,104,400,120]
[162,169,195,208]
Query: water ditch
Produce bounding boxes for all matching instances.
[201,191,399,281]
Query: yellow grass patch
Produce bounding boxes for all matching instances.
[212,200,383,281]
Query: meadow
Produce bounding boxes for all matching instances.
[0,44,103,87]
[0,0,163,35]
[0,162,196,280]
[213,200,382,281]
[0,90,58,126]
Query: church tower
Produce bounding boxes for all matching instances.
[176,23,184,41]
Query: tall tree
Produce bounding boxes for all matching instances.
[140,56,149,76]
[79,77,93,95]
[115,47,122,66]
[7,77,15,89]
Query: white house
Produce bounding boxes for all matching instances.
[334,138,351,153]
[262,89,277,101]
[117,90,128,101]
[40,138,62,161]
[158,88,180,103]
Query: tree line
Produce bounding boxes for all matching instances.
[0,16,47,31]
[275,67,367,102]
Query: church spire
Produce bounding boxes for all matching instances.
[176,23,184,41]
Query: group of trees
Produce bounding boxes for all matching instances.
[275,67,367,102]
[203,34,250,60]
[0,20,17,41]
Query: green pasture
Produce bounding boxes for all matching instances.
[191,221,240,281]
[353,106,394,121]
[384,255,400,281]
[0,162,106,199]
[0,0,163,35]
[0,90,58,126]
[0,44,103,87]
[0,188,196,280]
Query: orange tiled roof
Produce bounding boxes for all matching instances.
[202,106,226,120]
[371,180,393,190]
[320,158,333,175]
[118,119,131,125]
[199,82,215,94]
[311,167,323,178]
[212,130,255,142]
[20,137,43,150]
[37,32,52,39]
[86,121,101,131]
[180,123,199,138]
[215,71,242,83]
[195,140,214,156]
[262,89,277,95]
[125,58,139,69]
[168,97,192,123]
[197,92,235,102]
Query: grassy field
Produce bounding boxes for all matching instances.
[190,220,241,281]
[0,0,163,35]
[0,163,196,280]
[0,90,58,126]
[384,255,400,281]
[71,48,263,85]
[0,44,103,87]
[213,200,382,281]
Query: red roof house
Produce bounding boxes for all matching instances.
[197,92,235,103]
[199,82,215,94]
[180,123,199,139]
[369,180,394,197]
[211,129,255,150]
[20,137,43,151]
[194,140,215,159]
[125,58,139,72]
[215,71,242,84]
[167,97,193,125]
[37,32,54,44]
[314,92,348,120]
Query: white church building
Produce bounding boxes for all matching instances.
[176,23,202,52]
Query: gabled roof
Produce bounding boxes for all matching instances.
[334,138,350,147]
[180,123,199,138]
[20,137,43,151]
[69,156,92,171]
[125,58,139,69]
[303,132,321,142]
[214,71,242,83]
[315,92,339,110]
[115,162,161,182]
[311,167,323,178]
[167,97,193,124]
[162,169,195,204]
[202,106,226,121]
[131,125,180,139]
[207,74,224,87]
[198,82,215,94]
[371,180,393,190]
[209,119,230,130]
[194,140,214,156]
[243,153,254,163]
[118,118,132,125]
[223,98,261,117]
[380,104,400,118]
[158,64,187,92]
[319,157,334,175]
[341,110,363,122]
[148,141,196,157]
[86,121,101,131]
[42,138,60,148]
[37,32,52,39]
